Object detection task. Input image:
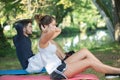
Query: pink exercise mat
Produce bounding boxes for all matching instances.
[0,74,99,80]
[69,74,99,80]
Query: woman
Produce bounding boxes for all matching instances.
[35,15,120,80]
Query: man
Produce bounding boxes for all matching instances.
[13,19,34,69]
[13,19,44,73]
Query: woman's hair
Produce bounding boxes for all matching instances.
[34,14,55,30]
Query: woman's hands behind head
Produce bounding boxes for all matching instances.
[48,24,61,32]
[41,25,61,33]
[41,25,48,33]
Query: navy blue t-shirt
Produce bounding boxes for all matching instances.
[13,23,34,69]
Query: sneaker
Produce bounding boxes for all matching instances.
[105,74,120,79]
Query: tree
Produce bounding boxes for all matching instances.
[92,0,120,42]
[0,0,24,56]
[112,0,120,42]
[33,0,73,25]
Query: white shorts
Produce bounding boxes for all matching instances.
[25,53,44,73]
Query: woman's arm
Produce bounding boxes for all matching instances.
[39,26,56,48]
[51,27,61,40]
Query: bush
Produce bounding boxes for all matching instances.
[61,27,80,34]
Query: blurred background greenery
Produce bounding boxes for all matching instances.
[0,0,120,79]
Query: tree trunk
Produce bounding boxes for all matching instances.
[92,0,114,41]
[0,23,11,56]
[92,0,120,42]
[112,0,120,42]
[0,24,6,41]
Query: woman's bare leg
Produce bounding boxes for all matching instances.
[64,59,91,78]
[64,48,120,78]
[65,48,102,64]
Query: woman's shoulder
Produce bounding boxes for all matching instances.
[38,38,51,49]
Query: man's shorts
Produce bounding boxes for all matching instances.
[26,53,44,73]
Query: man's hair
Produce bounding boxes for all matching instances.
[14,19,32,28]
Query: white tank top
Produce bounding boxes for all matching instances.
[38,42,62,74]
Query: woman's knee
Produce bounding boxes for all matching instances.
[77,48,89,55]
[80,48,89,52]
[81,48,93,55]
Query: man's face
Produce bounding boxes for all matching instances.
[24,23,32,35]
